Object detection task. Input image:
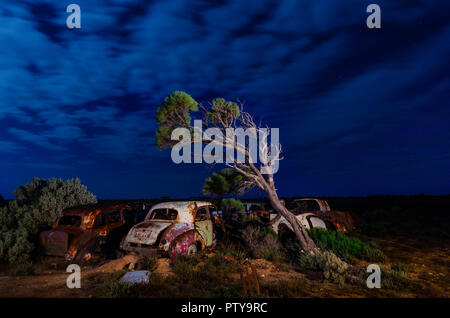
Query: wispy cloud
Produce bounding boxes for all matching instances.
[0,0,449,197]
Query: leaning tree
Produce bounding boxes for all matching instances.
[155,91,317,254]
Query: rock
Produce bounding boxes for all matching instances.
[153,258,172,278]
[120,270,151,286]
[97,255,139,273]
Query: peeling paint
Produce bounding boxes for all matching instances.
[39,203,135,261]
[122,201,219,257]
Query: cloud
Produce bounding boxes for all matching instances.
[0,0,449,197]
[0,140,23,153]
[8,128,66,151]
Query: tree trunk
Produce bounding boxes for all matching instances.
[264,186,318,254]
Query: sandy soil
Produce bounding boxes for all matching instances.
[0,236,448,298]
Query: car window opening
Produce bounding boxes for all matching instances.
[149,208,178,220]
[58,215,82,227]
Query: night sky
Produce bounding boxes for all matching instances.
[0,0,449,199]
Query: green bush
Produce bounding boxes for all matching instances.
[264,278,309,297]
[308,228,386,263]
[101,279,131,298]
[0,177,97,264]
[220,198,244,222]
[220,243,247,260]
[166,253,239,294]
[298,251,348,284]
[137,255,157,271]
[11,261,35,276]
[201,252,240,281]
[381,263,411,290]
[241,225,282,262]
[207,286,241,298]
[171,255,201,283]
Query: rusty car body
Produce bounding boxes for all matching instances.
[121,201,220,257]
[39,203,140,261]
[240,202,273,223]
[290,198,355,232]
[273,198,355,235]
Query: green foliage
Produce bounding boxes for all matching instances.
[297,250,348,284]
[11,261,35,276]
[264,278,309,297]
[308,228,386,263]
[203,169,244,196]
[240,213,260,224]
[380,263,411,290]
[220,198,244,222]
[155,91,198,148]
[207,286,241,298]
[170,253,238,291]
[220,243,247,260]
[0,177,97,264]
[171,254,201,283]
[241,225,282,261]
[201,252,240,281]
[101,279,131,298]
[137,255,157,271]
[208,98,240,124]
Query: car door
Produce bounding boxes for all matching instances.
[194,206,213,247]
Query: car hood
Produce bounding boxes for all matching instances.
[125,221,172,245]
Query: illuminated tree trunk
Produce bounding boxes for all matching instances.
[263,181,318,254]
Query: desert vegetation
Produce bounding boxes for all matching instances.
[0,177,97,266]
[0,175,448,298]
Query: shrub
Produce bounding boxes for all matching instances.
[241,225,282,261]
[240,214,263,225]
[220,243,247,260]
[169,252,239,293]
[101,279,131,298]
[11,261,35,276]
[0,177,97,264]
[381,263,411,290]
[220,198,244,222]
[298,251,348,284]
[201,253,240,282]
[264,278,309,297]
[308,228,386,263]
[207,286,241,298]
[137,255,157,271]
[171,255,201,283]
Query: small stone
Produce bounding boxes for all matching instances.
[120,270,151,286]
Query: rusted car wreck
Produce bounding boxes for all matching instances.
[241,198,355,238]
[40,203,140,261]
[121,201,221,257]
[289,198,355,233]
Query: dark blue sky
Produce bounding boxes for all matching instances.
[1,0,449,199]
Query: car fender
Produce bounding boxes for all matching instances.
[168,229,204,257]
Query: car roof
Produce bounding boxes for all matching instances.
[148,201,214,223]
[62,203,130,217]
